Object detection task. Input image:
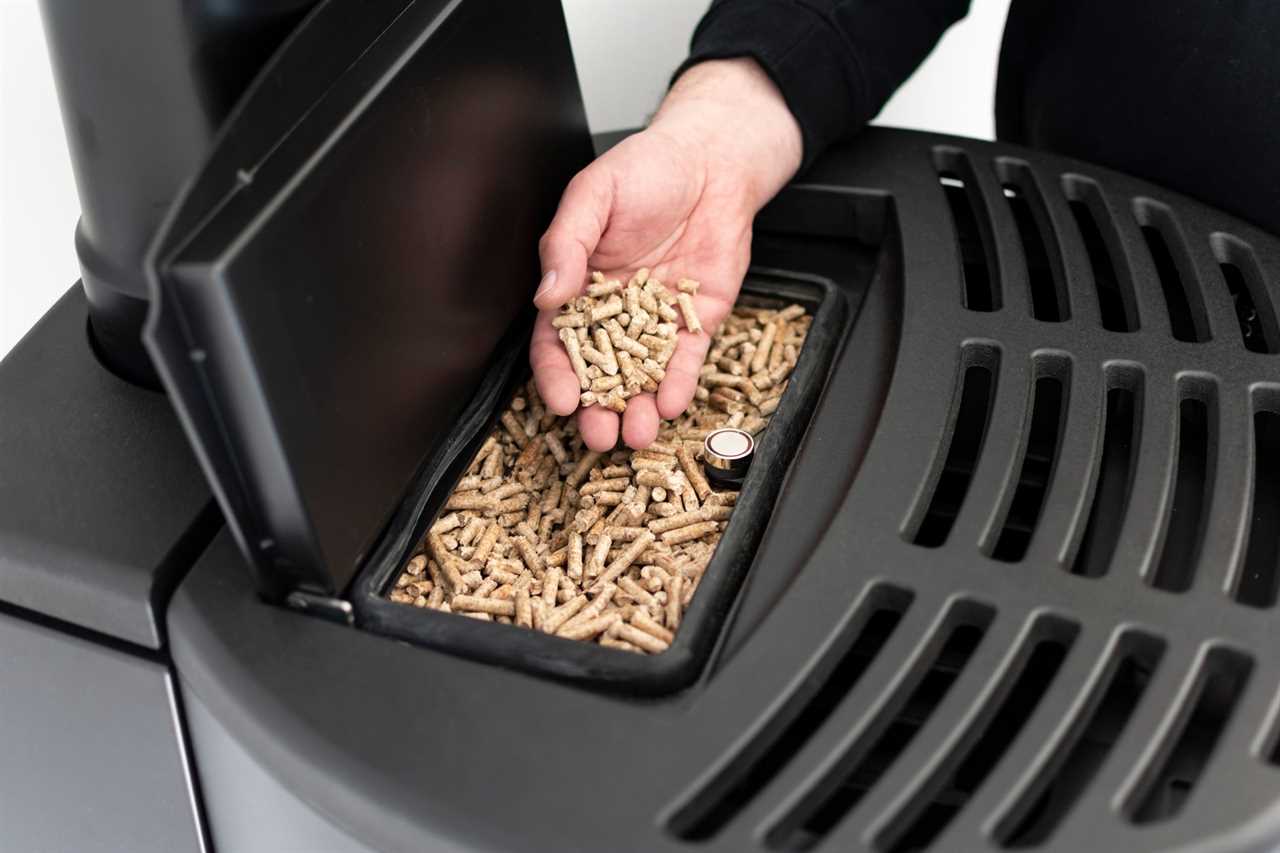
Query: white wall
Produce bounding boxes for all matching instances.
[0,0,81,358]
[0,0,1010,359]
[562,0,712,132]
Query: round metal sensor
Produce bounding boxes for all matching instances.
[703,428,755,489]
[704,429,753,467]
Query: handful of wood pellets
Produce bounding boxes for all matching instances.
[388,284,811,654]
[553,268,702,413]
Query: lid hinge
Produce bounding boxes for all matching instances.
[285,589,355,626]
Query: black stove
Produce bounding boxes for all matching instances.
[5,2,1280,851]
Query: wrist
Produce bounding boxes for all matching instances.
[653,58,803,211]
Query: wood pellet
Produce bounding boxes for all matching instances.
[387,288,812,654]
[555,269,700,414]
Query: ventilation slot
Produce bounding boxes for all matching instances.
[911,346,999,548]
[1212,233,1280,354]
[765,602,995,851]
[1149,390,1215,593]
[1134,201,1210,343]
[1221,262,1271,352]
[1236,411,1280,606]
[667,586,912,841]
[1126,647,1253,824]
[1062,177,1139,331]
[998,161,1069,322]
[992,363,1069,562]
[1071,374,1142,577]
[935,148,1000,311]
[994,631,1165,848]
[875,617,1078,853]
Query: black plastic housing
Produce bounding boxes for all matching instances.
[352,275,847,693]
[164,128,1280,853]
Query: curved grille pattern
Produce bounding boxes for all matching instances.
[668,586,913,842]
[663,131,1280,853]
[904,148,1279,612]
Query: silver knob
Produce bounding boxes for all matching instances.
[702,428,754,489]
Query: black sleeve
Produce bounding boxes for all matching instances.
[676,0,972,170]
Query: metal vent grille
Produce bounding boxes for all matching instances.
[662,131,1280,853]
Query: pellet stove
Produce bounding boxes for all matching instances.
[6,1,1280,851]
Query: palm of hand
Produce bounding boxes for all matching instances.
[531,129,753,450]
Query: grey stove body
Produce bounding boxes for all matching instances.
[6,2,1280,852]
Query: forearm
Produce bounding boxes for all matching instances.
[653,58,803,212]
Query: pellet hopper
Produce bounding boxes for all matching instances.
[5,1,1280,851]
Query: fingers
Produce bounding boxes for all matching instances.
[535,168,613,311]
[692,283,736,339]
[529,309,581,416]
[578,404,619,451]
[656,329,712,420]
[621,393,660,449]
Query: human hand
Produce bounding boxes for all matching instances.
[530,59,803,450]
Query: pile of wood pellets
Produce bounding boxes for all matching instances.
[387,284,811,655]
[555,269,701,414]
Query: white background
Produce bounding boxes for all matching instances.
[0,0,1010,359]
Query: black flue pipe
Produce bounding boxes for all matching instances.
[38,0,319,386]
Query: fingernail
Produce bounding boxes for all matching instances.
[534,269,557,301]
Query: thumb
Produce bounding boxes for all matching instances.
[534,168,613,310]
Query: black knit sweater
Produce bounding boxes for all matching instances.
[681,0,1280,235]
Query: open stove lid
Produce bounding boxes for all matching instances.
[143,0,592,599]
